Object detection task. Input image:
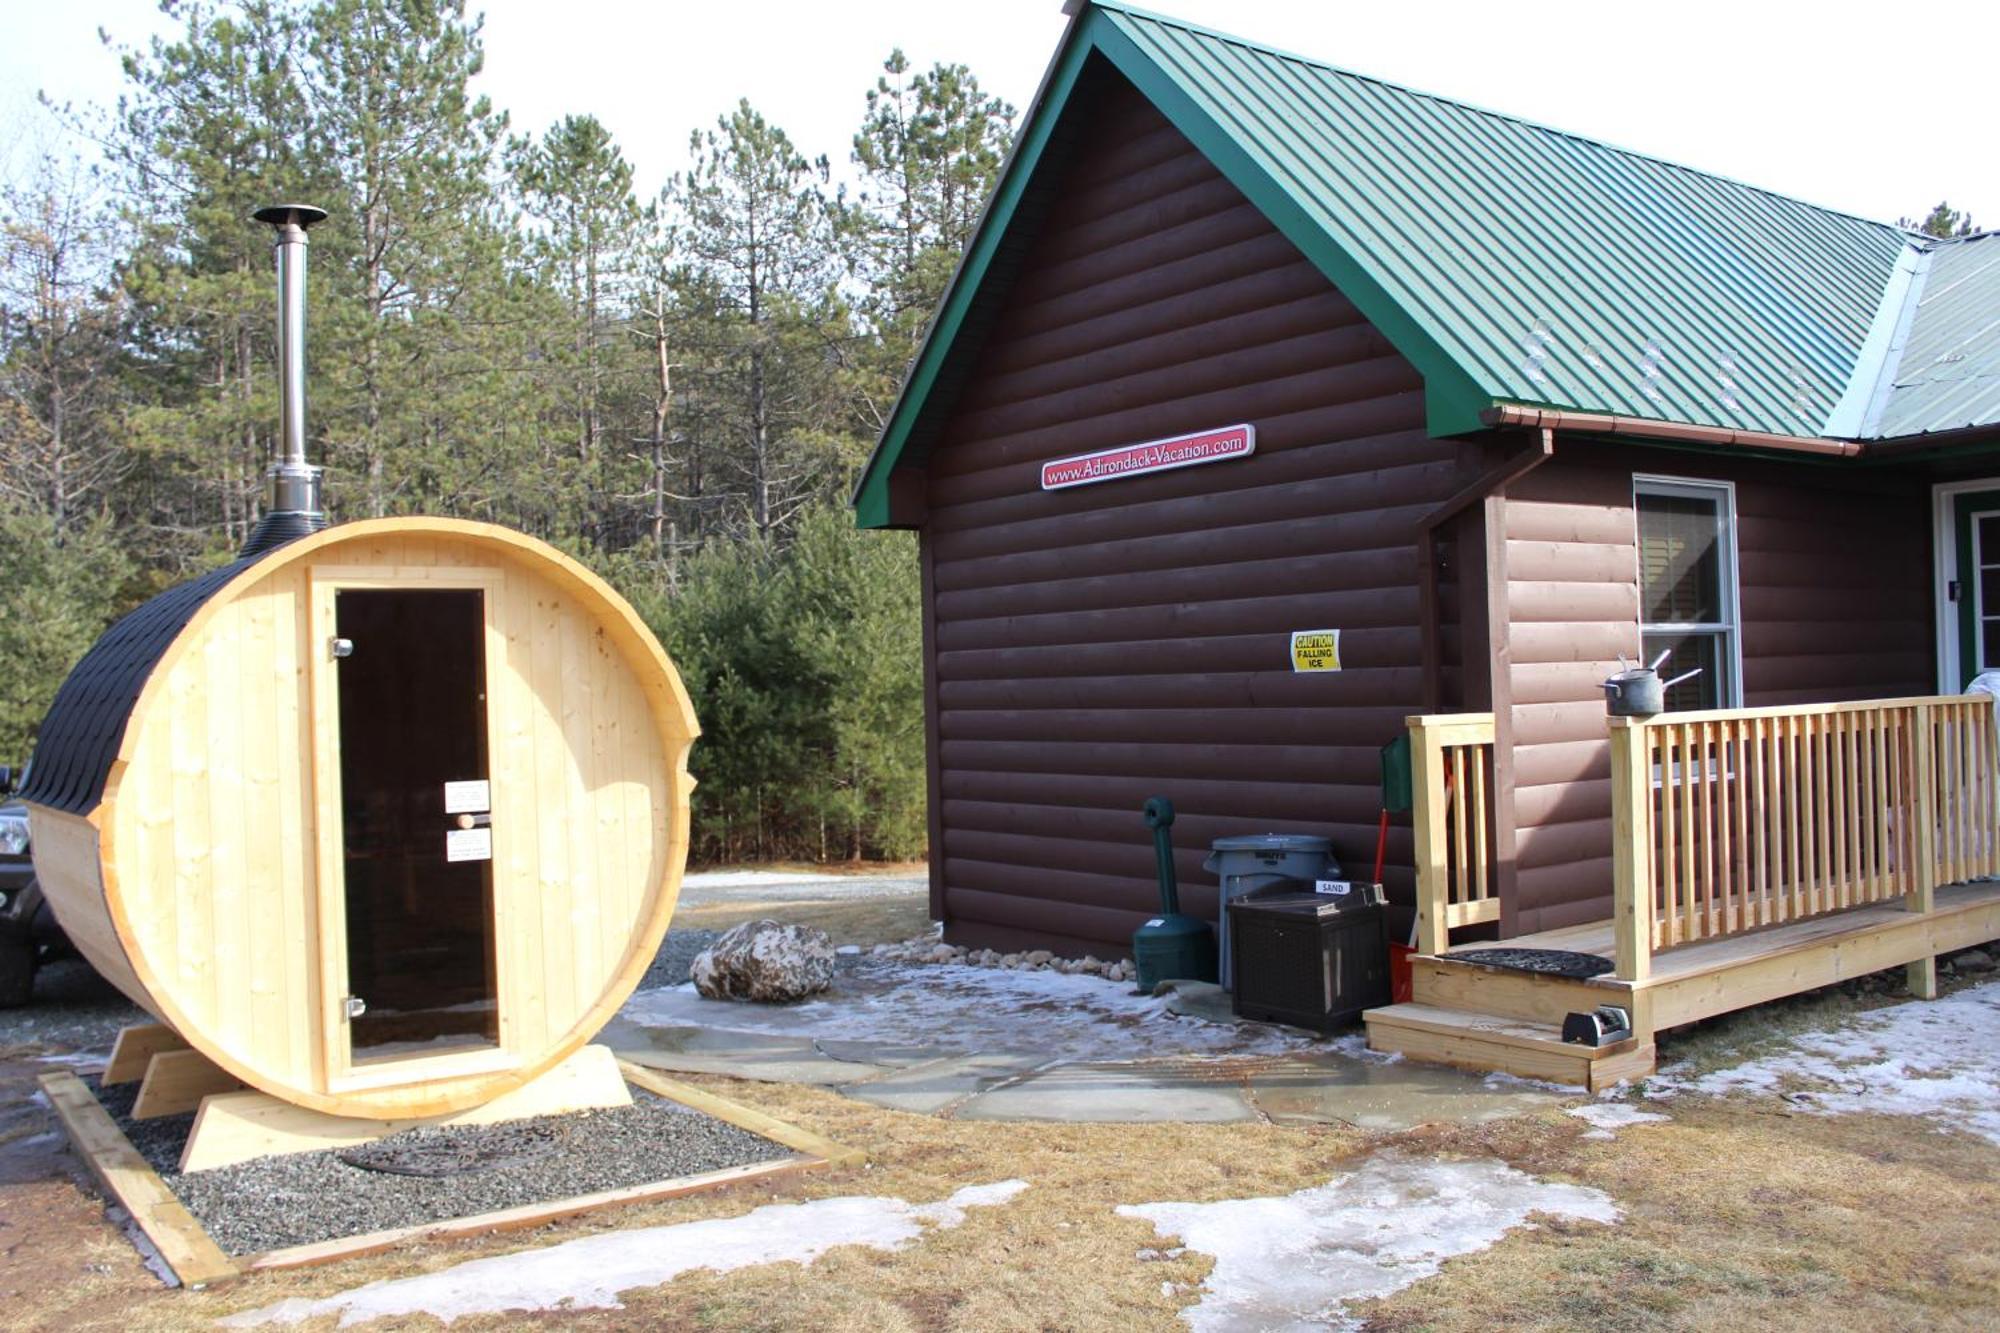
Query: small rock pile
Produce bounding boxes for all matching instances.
[869,934,1138,984]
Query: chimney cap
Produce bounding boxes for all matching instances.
[252,203,328,230]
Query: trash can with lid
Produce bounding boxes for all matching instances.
[1201,834,1338,990]
[1227,886,1390,1031]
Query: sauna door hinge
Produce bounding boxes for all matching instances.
[329,636,355,659]
[342,994,367,1020]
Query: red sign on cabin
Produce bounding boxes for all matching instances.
[1039,423,1256,491]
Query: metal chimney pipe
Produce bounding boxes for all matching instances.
[240,203,329,559]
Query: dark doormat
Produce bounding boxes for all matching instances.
[1451,948,1615,979]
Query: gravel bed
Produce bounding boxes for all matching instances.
[91,1077,793,1256]
[0,958,142,1053]
[638,927,720,991]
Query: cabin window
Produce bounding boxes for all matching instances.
[1635,477,1740,710]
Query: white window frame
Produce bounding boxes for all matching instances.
[1633,475,1744,710]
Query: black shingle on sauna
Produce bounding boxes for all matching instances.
[20,558,255,816]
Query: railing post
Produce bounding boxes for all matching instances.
[1907,701,1938,999]
[1610,716,1653,983]
[1409,717,1450,957]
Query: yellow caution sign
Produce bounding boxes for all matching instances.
[1290,628,1341,672]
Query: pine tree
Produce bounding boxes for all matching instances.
[108,0,319,558]
[510,113,643,538]
[1902,201,1978,238]
[675,101,845,541]
[0,156,131,535]
[302,0,515,520]
[845,50,1013,431]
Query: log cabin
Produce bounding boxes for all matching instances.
[852,1,2000,1083]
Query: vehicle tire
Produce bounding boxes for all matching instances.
[0,936,34,1007]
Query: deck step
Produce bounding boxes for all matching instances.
[1363,1002,1656,1091]
[1412,955,1633,1028]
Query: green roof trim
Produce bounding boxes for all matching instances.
[850,13,1101,529]
[1084,14,1493,438]
[853,2,2000,528]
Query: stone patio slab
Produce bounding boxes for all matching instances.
[603,1019,893,1086]
[839,1053,1051,1116]
[956,1058,1261,1123]
[1245,1052,1564,1129]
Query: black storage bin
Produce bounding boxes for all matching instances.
[1227,891,1390,1032]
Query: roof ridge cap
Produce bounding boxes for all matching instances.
[1822,241,1934,438]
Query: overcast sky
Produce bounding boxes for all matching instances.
[3,0,1995,230]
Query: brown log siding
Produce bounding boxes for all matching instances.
[1505,446,1934,933]
[919,73,1454,957]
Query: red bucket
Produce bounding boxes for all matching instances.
[1389,942,1415,1004]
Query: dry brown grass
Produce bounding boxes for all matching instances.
[670,895,932,948]
[11,1062,1993,1333]
[11,927,1999,1331]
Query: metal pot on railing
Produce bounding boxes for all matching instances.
[1603,650,1701,717]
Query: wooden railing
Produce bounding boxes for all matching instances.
[1409,712,1500,956]
[1609,695,1999,981]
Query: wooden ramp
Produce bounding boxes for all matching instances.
[1365,879,2000,1088]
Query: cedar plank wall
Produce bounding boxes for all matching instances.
[1506,446,1932,934]
[919,73,1458,958]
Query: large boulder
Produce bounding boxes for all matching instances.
[689,919,836,1003]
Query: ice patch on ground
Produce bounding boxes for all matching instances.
[1650,980,2000,1145]
[677,869,926,900]
[1118,1152,1618,1331]
[33,1051,105,1068]
[1479,1068,1573,1094]
[681,869,849,888]
[622,959,1315,1060]
[1566,1102,1669,1140]
[221,1180,1029,1327]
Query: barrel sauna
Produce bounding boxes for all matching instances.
[19,516,698,1118]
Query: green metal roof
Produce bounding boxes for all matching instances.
[853,2,2000,527]
[1869,233,2000,440]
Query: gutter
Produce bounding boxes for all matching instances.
[1482,404,1862,458]
[1417,428,1555,713]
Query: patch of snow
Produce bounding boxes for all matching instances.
[1565,1103,1670,1134]
[678,870,926,899]
[221,1180,1029,1328]
[103,1205,180,1289]
[622,958,1315,1061]
[1118,1152,1618,1332]
[1324,1032,1401,1064]
[1652,980,2000,1145]
[682,869,845,888]
[33,1051,105,1069]
[1479,1069,1574,1094]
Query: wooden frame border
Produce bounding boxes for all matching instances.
[37,1065,862,1287]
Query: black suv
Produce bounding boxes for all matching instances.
[0,765,71,1006]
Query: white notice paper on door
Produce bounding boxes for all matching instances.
[446,828,493,862]
[444,780,491,814]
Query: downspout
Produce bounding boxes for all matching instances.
[1417,428,1554,713]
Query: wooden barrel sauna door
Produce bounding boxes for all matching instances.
[306,563,514,1090]
[333,584,497,1063]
